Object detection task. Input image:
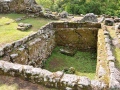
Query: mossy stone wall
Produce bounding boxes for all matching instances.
[53,22,101,51]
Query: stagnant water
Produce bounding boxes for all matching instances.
[43,46,97,79]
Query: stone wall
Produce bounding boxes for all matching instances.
[0,22,113,90]
[0,0,42,13]
[0,23,55,67]
[102,26,120,90]
[0,0,59,19]
[53,22,101,51]
[0,60,107,90]
[0,22,101,68]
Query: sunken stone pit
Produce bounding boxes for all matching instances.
[0,22,119,90]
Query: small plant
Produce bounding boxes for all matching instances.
[62,67,76,74]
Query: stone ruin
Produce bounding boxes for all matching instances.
[104,18,114,26]
[0,0,120,89]
[0,0,59,19]
[0,0,40,13]
[80,13,98,22]
[0,21,120,89]
[17,23,32,31]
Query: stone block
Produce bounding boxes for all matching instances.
[104,18,114,26]
[109,62,115,73]
[60,74,79,88]
[91,80,107,90]
[77,76,91,90]
[109,73,120,90]
[107,56,115,62]
[0,49,4,56]
[98,65,106,78]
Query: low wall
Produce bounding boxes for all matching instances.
[0,23,55,67]
[0,60,106,90]
[102,27,120,89]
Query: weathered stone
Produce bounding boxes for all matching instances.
[5,22,10,25]
[80,13,98,22]
[104,31,109,35]
[109,62,115,73]
[77,76,91,90]
[91,80,107,90]
[14,40,23,48]
[59,11,68,18]
[104,34,109,38]
[107,50,113,56]
[12,64,22,72]
[61,74,79,87]
[104,18,114,26]
[17,23,32,31]
[105,38,111,43]
[3,61,14,73]
[15,18,22,21]
[107,56,115,62]
[18,23,24,27]
[10,54,18,59]
[4,43,13,53]
[0,49,4,56]
[109,73,120,90]
[65,87,72,90]
[49,71,64,82]
[114,18,120,23]
[17,26,27,31]
[0,60,5,74]
[98,65,106,78]
[115,24,120,33]
[60,48,76,56]
[98,17,105,23]
[105,43,111,50]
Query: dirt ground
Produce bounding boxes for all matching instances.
[0,75,56,90]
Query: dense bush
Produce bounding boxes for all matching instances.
[36,0,120,17]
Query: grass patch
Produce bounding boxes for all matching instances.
[0,13,53,47]
[0,84,18,90]
[44,47,97,79]
[115,48,120,69]
[0,13,24,19]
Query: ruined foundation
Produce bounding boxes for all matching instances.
[0,22,119,90]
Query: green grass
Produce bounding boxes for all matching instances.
[0,13,24,20]
[0,13,53,46]
[115,48,120,69]
[44,47,97,79]
[0,84,18,90]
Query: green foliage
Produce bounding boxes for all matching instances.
[35,0,120,17]
[35,0,52,8]
[44,47,97,79]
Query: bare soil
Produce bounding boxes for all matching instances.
[0,75,56,90]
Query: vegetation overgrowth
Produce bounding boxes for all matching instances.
[44,47,97,79]
[36,0,120,17]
